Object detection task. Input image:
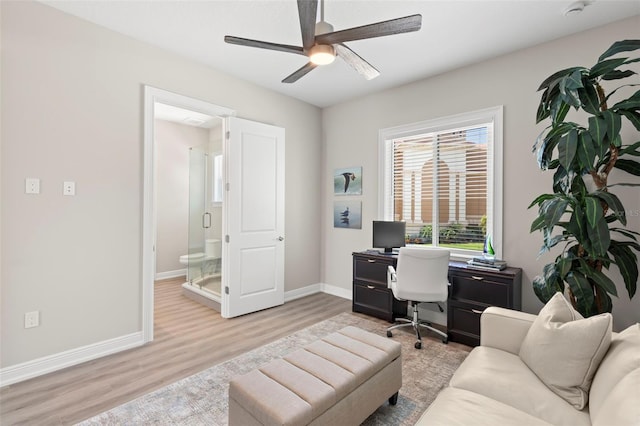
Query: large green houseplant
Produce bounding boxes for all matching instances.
[530,40,640,317]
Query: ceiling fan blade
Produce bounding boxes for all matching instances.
[334,44,380,80]
[315,14,422,45]
[224,36,305,56]
[282,62,317,83]
[298,0,318,51]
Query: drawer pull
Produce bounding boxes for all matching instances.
[471,276,485,281]
[367,259,376,263]
[471,309,485,314]
[367,285,375,289]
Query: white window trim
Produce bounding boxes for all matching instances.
[378,106,504,260]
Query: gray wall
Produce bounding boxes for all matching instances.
[1,1,322,367]
[322,16,640,332]
[155,119,209,276]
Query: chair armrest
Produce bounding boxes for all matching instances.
[480,307,537,355]
[387,265,396,289]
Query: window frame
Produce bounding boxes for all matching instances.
[378,106,504,260]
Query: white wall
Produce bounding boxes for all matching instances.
[322,16,640,331]
[155,119,209,276]
[1,1,322,369]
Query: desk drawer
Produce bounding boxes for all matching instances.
[449,272,511,307]
[448,300,485,347]
[353,257,393,286]
[353,282,394,321]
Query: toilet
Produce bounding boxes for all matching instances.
[179,239,221,266]
[205,238,222,259]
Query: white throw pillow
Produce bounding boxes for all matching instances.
[519,292,612,410]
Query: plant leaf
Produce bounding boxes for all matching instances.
[611,227,640,240]
[619,140,640,157]
[602,69,636,81]
[542,197,569,229]
[558,255,574,278]
[530,215,546,233]
[612,89,640,110]
[533,263,562,303]
[567,204,590,252]
[588,115,608,150]
[603,110,622,142]
[538,67,585,91]
[590,57,629,78]
[566,271,595,317]
[588,216,611,257]
[578,82,601,115]
[620,110,640,131]
[592,191,627,226]
[558,129,578,171]
[598,40,640,62]
[576,131,596,171]
[609,242,639,298]
[614,158,640,176]
[584,196,603,228]
[578,265,618,297]
[528,193,556,209]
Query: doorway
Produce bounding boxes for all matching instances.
[143,87,234,342]
[143,87,286,342]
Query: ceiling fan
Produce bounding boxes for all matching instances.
[224,0,422,83]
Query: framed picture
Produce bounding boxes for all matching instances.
[334,167,362,195]
[333,200,362,229]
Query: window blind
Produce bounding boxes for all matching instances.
[391,123,493,249]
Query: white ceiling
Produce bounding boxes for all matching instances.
[40,0,639,108]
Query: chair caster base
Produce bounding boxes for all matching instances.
[414,341,422,349]
[387,330,393,338]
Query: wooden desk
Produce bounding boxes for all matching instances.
[352,250,522,346]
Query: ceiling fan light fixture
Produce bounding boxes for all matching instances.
[309,44,336,65]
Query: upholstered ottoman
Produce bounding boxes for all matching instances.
[228,326,402,426]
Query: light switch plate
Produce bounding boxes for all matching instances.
[63,181,76,196]
[25,178,40,194]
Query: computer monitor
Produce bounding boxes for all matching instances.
[372,221,406,254]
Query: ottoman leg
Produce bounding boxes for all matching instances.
[389,392,399,405]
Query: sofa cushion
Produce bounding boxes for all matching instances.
[450,346,591,426]
[591,367,640,426]
[589,323,640,422]
[518,292,612,409]
[415,387,553,426]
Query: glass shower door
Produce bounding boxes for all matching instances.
[187,146,208,286]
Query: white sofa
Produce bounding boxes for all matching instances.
[416,304,640,426]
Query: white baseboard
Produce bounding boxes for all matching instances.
[0,331,144,387]
[284,283,352,302]
[155,269,186,280]
[1,284,352,387]
[320,283,352,300]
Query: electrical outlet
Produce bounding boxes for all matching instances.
[25,311,40,329]
[25,178,40,194]
[63,181,76,196]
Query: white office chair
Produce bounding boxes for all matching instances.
[386,247,450,349]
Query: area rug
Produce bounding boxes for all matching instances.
[78,312,468,425]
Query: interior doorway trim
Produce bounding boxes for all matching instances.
[143,86,235,343]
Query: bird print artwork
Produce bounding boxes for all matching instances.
[333,201,362,229]
[334,167,362,195]
[341,172,356,193]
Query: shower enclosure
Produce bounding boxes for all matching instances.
[183,140,224,305]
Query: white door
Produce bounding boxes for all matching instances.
[222,117,285,318]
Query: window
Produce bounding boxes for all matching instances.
[378,106,503,258]
[212,153,223,204]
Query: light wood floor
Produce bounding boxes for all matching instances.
[0,278,355,425]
